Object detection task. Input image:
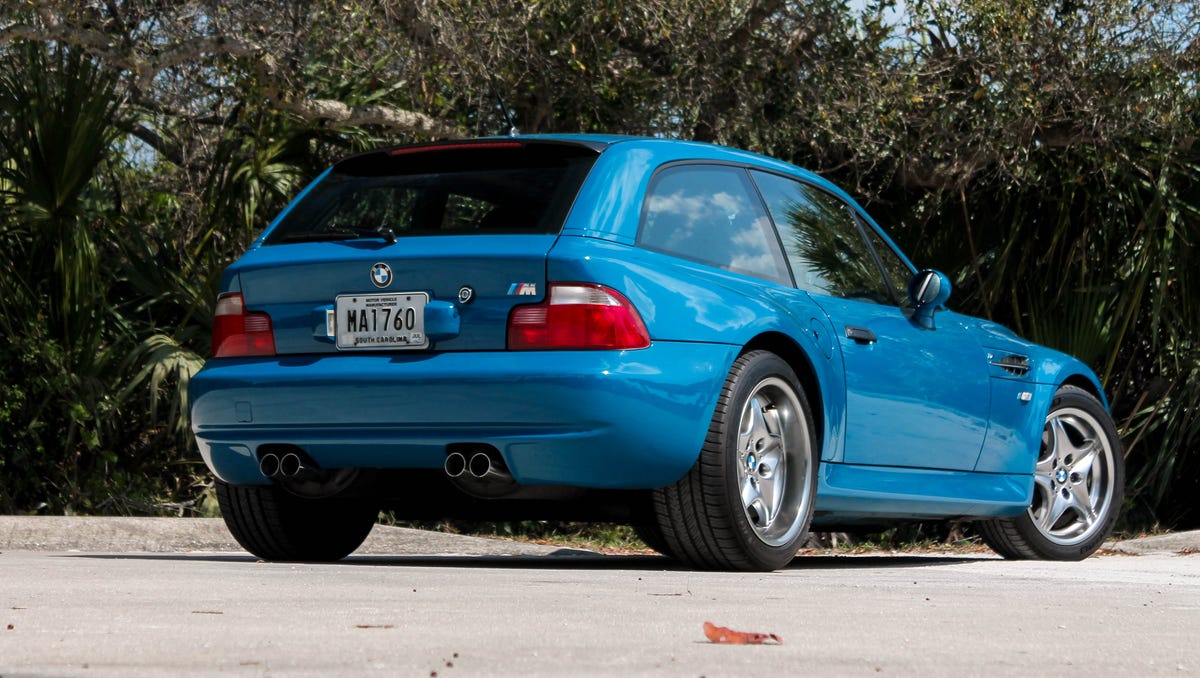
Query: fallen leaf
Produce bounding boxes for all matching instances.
[702,621,782,645]
[7,624,13,630]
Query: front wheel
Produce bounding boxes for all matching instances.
[977,385,1124,560]
[217,480,378,562]
[649,350,818,571]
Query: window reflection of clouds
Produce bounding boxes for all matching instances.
[710,191,742,215]
[729,218,780,274]
[646,191,710,252]
[641,167,785,284]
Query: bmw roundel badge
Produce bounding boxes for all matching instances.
[370,262,393,288]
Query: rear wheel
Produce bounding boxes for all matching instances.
[631,522,676,560]
[978,385,1124,560]
[216,480,378,561]
[650,351,818,571]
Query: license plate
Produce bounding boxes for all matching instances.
[335,292,428,350]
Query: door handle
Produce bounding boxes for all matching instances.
[845,326,877,345]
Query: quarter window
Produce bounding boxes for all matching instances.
[638,165,789,285]
[752,171,895,305]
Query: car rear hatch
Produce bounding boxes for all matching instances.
[231,139,602,354]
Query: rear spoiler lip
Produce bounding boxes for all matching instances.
[333,136,612,172]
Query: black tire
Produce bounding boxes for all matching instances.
[216,480,378,562]
[631,522,676,560]
[977,385,1124,560]
[649,350,818,571]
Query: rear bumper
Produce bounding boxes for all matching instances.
[189,341,736,488]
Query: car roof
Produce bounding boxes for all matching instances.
[510,134,856,204]
[321,133,892,256]
[338,133,847,201]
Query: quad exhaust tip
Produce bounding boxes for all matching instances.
[444,447,512,483]
[258,450,312,479]
[442,444,581,501]
[443,446,516,498]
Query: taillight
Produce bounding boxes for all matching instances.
[212,292,276,358]
[507,284,650,350]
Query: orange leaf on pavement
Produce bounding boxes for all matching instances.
[702,621,782,645]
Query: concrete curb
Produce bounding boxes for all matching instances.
[2,516,1197,557]
[0,516,596,557]
[1103,530,1200,556]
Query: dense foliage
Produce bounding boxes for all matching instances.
[1,0,1196,527]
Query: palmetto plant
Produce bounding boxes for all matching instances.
[119,125,320,452]
[0,42,129,511]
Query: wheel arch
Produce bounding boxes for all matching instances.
[1056,372,1110,411]
[740,331,825,456]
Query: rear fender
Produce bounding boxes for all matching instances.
[548,235,846,463]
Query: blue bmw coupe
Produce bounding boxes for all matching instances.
[189,135,1123,570]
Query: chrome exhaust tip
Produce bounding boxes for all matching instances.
[279,452,305,478]
[468,451,512,482]
[443,451,468,478]
[258,453,281,478]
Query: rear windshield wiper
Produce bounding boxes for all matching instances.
[274,231,361,243]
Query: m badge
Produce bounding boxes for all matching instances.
[508,282,538,296]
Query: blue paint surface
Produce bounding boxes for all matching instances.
[190,134,1110,522]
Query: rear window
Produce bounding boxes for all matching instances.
[264,142,597,245]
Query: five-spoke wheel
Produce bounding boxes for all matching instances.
[735,376,811,548]
[1029,407,1117,545]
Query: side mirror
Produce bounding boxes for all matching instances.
[908,269,951,329]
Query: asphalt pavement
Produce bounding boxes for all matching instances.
[1,517,1197,677]
[0,548,1193,677]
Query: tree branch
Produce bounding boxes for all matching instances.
[1,14,463,140]
[120,121,187,169]
[0,20,136,71]
[271,98,462,138]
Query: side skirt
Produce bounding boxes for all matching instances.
[812,461,1032,523]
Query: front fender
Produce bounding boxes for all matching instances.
[975,322,1110,475]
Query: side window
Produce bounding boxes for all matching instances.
[752,171,894,305]
[859,219,915,305]
[639,165,789,285]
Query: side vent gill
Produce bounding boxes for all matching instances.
[989,354,1031,376]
